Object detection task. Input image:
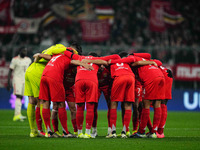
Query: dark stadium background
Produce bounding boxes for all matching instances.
[0,0,200,111]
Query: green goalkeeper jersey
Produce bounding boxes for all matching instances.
[26,44,66,77]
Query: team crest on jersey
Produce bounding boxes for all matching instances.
[116,63,124,66]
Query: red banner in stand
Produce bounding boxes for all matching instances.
[0,26,17,34]
[175,64,200,81]
[81,19,110,42]
[0,0,12,25]
[149,0,170,32]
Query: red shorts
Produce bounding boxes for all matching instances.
[165,76,173,99]
[98,85,110,102]
[39,76,65,102]
[65,86,75,102]
[111,75,135,102]
[135,80,142,102]
[143,77,165,100]
[75,80,98,103]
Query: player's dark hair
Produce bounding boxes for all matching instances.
[70,42,82,55]
[167,69,173,78]
[16,46,27,55]
[88,52,99,57]
[119,51,128,58]
[16,46,27,57]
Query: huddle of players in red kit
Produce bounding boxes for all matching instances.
[35,43,173,139]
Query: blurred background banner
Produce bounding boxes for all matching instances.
[0,0,13,25]
[14,17,41,34]
[0,64,9,87]
[81,19,110,42]
[149,0,170,32]
[0,26,17,34]
[163,5,184,26]
[51,0,94,20]
[149,0,184,32]
[95,6,114,24]
[175,64,200,81]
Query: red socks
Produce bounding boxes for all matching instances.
[92,103,98,128]
[158,104,167,134]
[58,107,69,134]
[147,116,152,132]
[132,114,139,131]
[35,107,42,131]
[86,103,95,129]
[52,118,58,132]
[76,104,85,130]
[71,119,77,132]
[152,107,161,133]
[110,109,117,130]
[138,105,142,123]
[138,108,150,134]
[42,108,52,132]
[132,108,139,131]
[123,110,132,132]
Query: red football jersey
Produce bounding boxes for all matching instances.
[75,55,120,84]
[75,56,101,84]
[63,66,76,89]
[153,59,163,67]
[110,56,135,78]
[98,67,111,87]
[133,53,151,60]
[42,54,72,82]
[134,56,164,86]
[159,65,173,99]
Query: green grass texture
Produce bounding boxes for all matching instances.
[0,110,200,150]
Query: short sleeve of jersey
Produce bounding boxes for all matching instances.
[153,59,162,67]
[48,44,66,54]
[111,56,135,64]
[38,44,66,63]
[64,51,80,60]
[100,54,121,61]
[134,56,144,61]
[134,53,151,60]
[9,58,16,69]
[28,57,32,65]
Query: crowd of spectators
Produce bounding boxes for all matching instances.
[0,0,200,64]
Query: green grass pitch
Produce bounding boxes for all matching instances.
[0,110,200,150]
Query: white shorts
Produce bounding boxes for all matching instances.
[13,78,25,96]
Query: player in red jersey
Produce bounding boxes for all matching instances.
[51,66,78,137]
[106,52,136,138]
[131,53,151,60]
[132,78,143,134]
[39,48,93,138]
[63,67,78,135]
[50,42,82,137]
[120,53,152,136]
[64,51,120,138]
[153,60,173,138]
[88,52,113,137]
[97,65,112,136]
[131,53,152,135]
[107,53,159,138]
[129,56,165,138]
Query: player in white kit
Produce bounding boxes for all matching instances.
[7,47,32,121]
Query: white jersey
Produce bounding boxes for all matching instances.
[10,55,32,82]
